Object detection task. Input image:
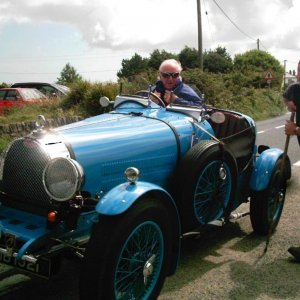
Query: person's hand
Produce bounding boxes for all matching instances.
[164,91,177,104]
[285,120,297,135]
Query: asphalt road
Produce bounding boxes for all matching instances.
[256,112,300,165]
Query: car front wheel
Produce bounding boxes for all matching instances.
[79,197,172,300]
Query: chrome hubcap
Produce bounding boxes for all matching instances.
[143,254,156,285]
[219,165,227,180]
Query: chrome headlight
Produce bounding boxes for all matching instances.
[43,157,84,202]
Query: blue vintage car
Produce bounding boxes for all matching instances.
[0,92,290,299]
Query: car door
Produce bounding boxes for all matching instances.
[5,90,24,107]
[0,90,25,111]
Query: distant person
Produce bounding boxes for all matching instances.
[283,82,300,261]
[151,59,202,106]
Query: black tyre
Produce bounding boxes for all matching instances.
[79,198,173,300]
[177,140,237,231]
[250,159,286,236]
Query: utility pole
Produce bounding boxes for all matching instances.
[197,0,203,70]
[257,38,260,50]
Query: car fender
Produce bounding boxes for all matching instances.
[250,148,286,191]
[96,181,181,276]
[96,181,179,217]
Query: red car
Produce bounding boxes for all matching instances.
[0,87,48,112]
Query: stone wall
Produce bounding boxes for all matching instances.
[0,116,83,138]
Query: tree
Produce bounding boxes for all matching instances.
[0,82,9,88]
[233,49,283,73]
[117,53,149,79]
[178,46,201,69]
[203,46,233,73]
[57,63,82,86]
[233,49,284,88]
[148,49,178,70]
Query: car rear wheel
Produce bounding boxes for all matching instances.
[177,140,237,231]
[250,159,286,236]
[79,197,172,300]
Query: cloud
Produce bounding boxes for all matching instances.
[0,0,299,66]
[0,0,200,51]
[206,0,300,52]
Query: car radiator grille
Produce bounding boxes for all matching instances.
[2,138,52,209]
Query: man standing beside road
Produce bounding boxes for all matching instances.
[283,82,300,261]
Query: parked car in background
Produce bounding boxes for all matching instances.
[0,87,48,112]
[10,82,70,98]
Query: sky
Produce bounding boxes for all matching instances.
[0,0,299,84]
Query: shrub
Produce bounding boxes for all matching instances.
[61,81,119,117]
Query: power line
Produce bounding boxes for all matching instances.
[0,69,118,75]
[211,0,256,41]
[0,52,131,62]
[203,0,214,44]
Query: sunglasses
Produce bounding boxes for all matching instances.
[160,72,180,79]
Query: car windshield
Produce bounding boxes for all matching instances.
[20,89,47,100]
[52,83,70,94]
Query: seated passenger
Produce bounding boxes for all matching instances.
[151,59,203,107]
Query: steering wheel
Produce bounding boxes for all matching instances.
[135,90,166,108]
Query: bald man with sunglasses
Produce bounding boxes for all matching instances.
[151,59,203,107]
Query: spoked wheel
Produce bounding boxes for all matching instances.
[194,160,232,223]
[115,221,164,299]
[79,198,172,300]
[250,159,287,236]
[177,141,237,231]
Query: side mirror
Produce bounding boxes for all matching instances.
[99,96,113,108]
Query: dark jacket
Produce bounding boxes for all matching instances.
[283,82,300,145]
[152,80,202,106]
